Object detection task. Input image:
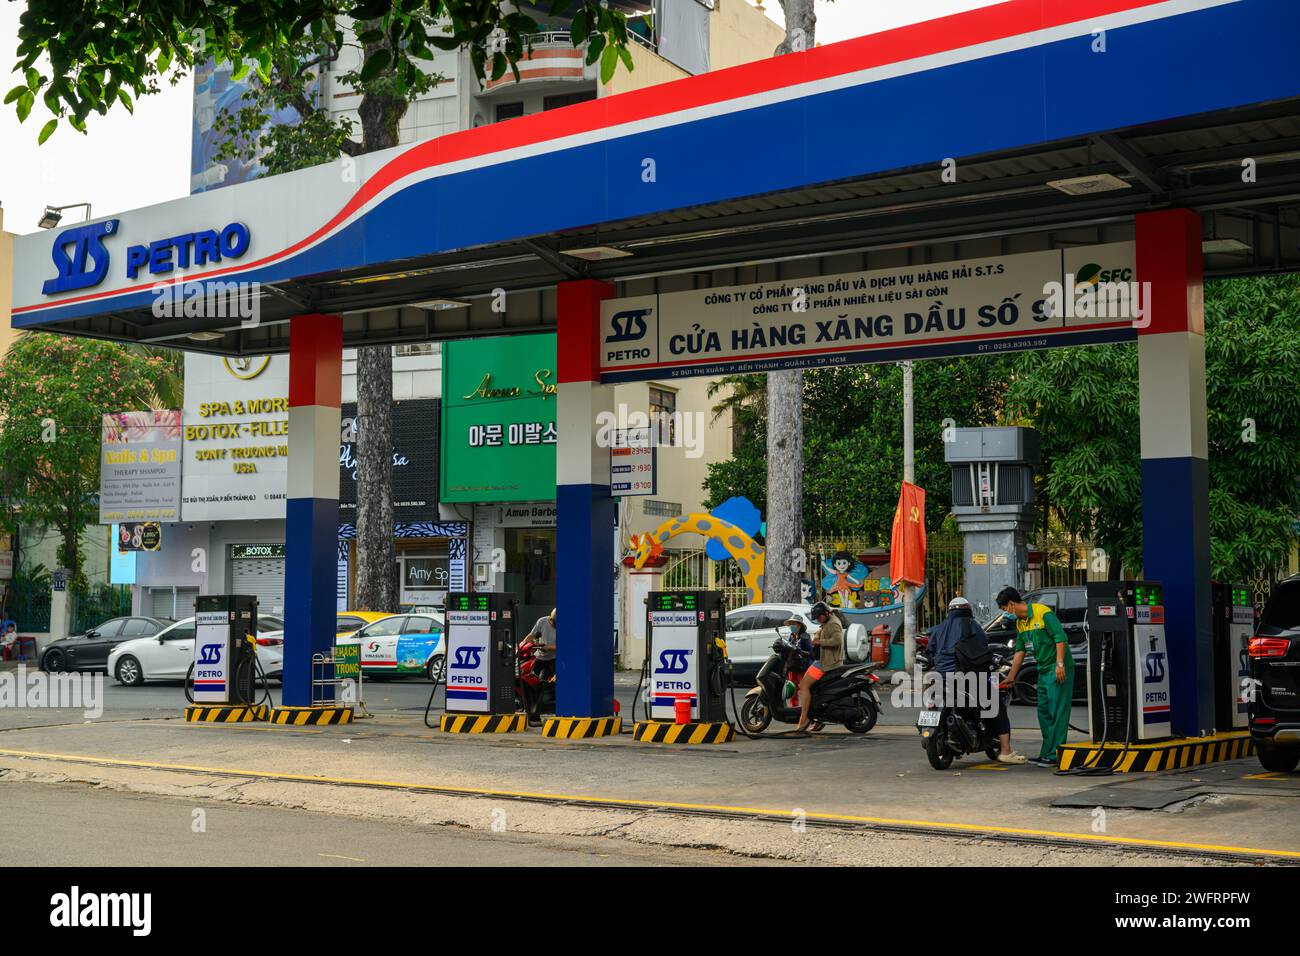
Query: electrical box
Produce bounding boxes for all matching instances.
[445,592,518,715]
[193,594,259,706]
[1085,581,1172,742]
[646,591,727,723]
[1213,582,1254,731]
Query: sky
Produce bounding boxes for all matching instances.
[0,0,1002,236]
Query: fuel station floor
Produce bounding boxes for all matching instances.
[1,710,1297,863]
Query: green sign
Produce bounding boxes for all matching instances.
[440,333,557,503]
[334,641,360,680]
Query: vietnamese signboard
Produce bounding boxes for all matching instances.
[181,354,289,521]
[340,398,440,521]
[99,410,183,524]
[598,243,1137,382]
[441,333,557,503]
[610,428,656,497]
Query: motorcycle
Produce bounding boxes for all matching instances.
[515,635,555,723]
[739,631,883,735]
[914,646,1014,769]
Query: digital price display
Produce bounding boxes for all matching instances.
[652,593,697,612]
[448,593,490,612]
[1134,583,1163,607]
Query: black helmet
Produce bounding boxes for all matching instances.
[809,601,832,621]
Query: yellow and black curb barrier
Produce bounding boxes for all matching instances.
[183,704,269,723]
[1059,731,1255,773]
[268,705,354,726]
[440,713,529,734]
[542,715,623,739]
[633,720,735,745]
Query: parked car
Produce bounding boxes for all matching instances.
[336,613,446,682]
[40,616,172,673]
[977,586,1089,706]
[723,603,869,682]
[1250,574,1300,772]
[335,610,392,637]
[107,615,286,686]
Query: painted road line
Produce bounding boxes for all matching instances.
[0,747,1296,862]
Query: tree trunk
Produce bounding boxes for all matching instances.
[762,2,817,603]
[351,27,409,613]
[765,370,804,602]
[353,345,398,611]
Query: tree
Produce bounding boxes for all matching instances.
[7,1,639,141]
[0,335,168,591]
[763,0,820,604]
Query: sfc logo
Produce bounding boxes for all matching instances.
[605,308,651,343]
[43,219,120,295]
[656,648,693,674]
[451,646,483,669]
[198,643,222,665]
[1144,651,1166,683]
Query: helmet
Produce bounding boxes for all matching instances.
[948,596,971,610]
[809,601,832,621]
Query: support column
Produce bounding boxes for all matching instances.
[1136,209,1215,737]
[555,279,616,718]
[282,315,343,707]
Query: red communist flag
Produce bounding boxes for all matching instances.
[890,481,927,587]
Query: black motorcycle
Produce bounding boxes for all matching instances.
[739,634,882,735]
[915,647,1013,769]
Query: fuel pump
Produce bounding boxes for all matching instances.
[1213,582,1254,731]
[1085,581,1172,744]
[642,591,728,723]
[191,594,259,706]
[444,592,518,715]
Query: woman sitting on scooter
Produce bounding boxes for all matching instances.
[795,601,844,733]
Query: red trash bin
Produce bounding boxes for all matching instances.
[870,625,891,665]
[674,699,692,724]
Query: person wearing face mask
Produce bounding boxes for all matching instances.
[998,586,1075,767]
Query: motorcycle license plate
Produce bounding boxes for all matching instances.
[916,710,941,728]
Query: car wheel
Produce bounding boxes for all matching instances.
[115,655,145,687]
[426,655,445,683]
[1256,742,1300,773]
[1014,668,1038,706]
[42,648,67,673]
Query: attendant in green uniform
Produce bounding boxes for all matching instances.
[997,587,1074,768]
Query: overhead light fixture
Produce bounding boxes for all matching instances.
[561,245,633,261]
[38,202,93,229]
[1046,173,1132,196]
[1201,238,1252,255]
[187,331,225,342]
[410,297,470,310]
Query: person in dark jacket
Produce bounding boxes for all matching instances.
[926,596,1025,765]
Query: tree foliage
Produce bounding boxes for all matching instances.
[7,0,639,141]
[0,335,168,588]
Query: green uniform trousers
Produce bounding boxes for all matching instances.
[1036,665,1074,762]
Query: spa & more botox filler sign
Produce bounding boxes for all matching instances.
[598,243,1138,381]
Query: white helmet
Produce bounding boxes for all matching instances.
[947,595,971,610]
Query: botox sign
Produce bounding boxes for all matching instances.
[599,243,1137,382]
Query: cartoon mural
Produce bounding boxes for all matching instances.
[631,511,765,605]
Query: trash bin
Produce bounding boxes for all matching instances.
[870,625,891,664]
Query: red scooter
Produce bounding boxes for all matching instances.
[515,635,556,724]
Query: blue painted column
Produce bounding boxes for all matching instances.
[282,314,343,707]
[1137,209,1215,736]
[555,279,617,718]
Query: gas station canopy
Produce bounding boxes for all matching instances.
[11,0,1300,356]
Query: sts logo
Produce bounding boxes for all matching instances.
[606,308,651,343]
[42,219,120,295]
[452,646,484,669]
[198,643,222,665]
[656,648,693,674]
[1144,652,1166,683]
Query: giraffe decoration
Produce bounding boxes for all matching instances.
[631,513,766,604]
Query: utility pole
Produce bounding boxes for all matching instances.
[902,360,916,673]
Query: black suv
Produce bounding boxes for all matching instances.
[1250,574,1300,773]
[980,586,1089,706]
